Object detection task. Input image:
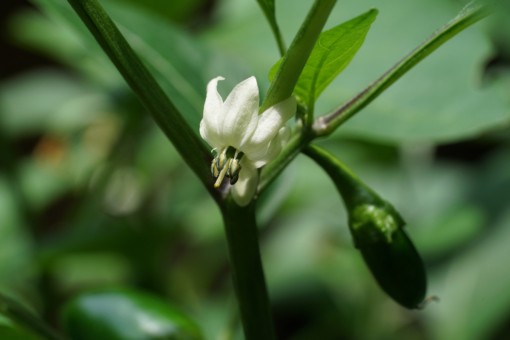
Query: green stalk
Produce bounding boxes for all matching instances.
[221,198,275,340]
[258,2,491,196]
[302,145,389,211]
[260,0,337,113]
[66,0,219,201]
[316,2,492,135]
[256,0,287,56]
[0,294,68,340]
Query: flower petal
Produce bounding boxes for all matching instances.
[231,159,258,207]
[200,76,225,149]
[250,124,291,167]
[221,76,260,149]
[241,96,296,156]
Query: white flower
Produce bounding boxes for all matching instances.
[200,76,296,206]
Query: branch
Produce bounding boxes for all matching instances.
[315,2,492,135]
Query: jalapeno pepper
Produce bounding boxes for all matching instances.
[303,144,427,309]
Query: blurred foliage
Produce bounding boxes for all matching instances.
[62,288,203,340]
[0,0,509,339]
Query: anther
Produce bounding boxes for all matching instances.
[211,158,219,177]
[230,159,242,178]
[216,148,228,171]
[230,173,239,185]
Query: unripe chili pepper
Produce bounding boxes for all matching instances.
[303,144,427,309]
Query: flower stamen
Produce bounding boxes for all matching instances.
[216,147,228,171]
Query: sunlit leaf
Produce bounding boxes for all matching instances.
[269,9,377,109]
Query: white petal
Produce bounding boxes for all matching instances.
[221,77,259,149]
[231,159,258,207]
[241,96,296,156]
[200,76,225,149]
[250,124,291,167]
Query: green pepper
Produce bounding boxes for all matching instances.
[61,288,203,340]
[303,145,427,309]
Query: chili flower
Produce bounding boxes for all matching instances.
[200,76,296,206]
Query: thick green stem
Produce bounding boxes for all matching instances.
[66,0,220,202]
[260,0,337,113]
[221,198,275,340]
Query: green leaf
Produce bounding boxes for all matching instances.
[269,9,377,111]
[61,288,203,340]
[256,0,286,56]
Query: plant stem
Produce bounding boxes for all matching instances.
[221,198,275,340]
[302,144,392,211]
[67,0,220,202]
[272,25,287,58]
[0,294,68,340]
[316,2,491,136]
[256,0,287,57]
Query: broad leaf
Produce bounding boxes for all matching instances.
[269,9,377,110]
